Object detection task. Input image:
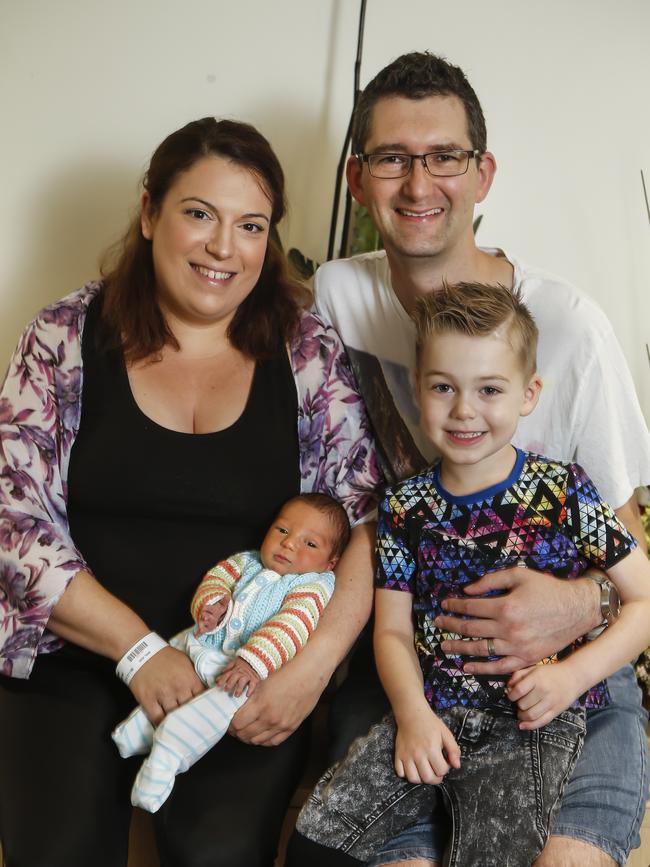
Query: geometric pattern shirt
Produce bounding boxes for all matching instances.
[376,449,636,710]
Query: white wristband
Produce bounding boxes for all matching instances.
[115,632,168,685]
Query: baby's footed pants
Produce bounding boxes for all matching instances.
[113,685,248,812]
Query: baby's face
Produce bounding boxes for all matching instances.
[260,501,337,575]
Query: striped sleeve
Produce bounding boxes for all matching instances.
[190,552,251,625]
[237,571,335,678]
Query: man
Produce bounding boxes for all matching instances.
[314,52,650,867]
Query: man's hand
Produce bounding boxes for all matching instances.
[216,657,261,698]
[130,646,205,725]
[394,707,461,785]
[436,566,601,675]
[506,662,580,730]
[196,595,230,636]
[229,657,325,746]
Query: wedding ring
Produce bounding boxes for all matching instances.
[486,638,496,657]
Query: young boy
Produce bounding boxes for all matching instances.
[112,493,349,813]
[290,284,650,867]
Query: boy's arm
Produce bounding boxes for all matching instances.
[509,545,650,728]
[374,588,460,784]
[374,587,431,716]
[236,571,335,679]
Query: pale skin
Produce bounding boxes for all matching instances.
[47,569,204,724]
[217,655,260,698]
[48,155,376,738]
[374,588,461,787]
[373,588,458,867]
[350,93,647,866]
[195,595,230,635]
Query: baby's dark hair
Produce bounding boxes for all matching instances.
[413,282,538,379]
[284,493,351,561]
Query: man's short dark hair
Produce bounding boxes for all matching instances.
[284,493,351,561]
[352,51,487,156]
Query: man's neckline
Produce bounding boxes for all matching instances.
[386,247,517,317]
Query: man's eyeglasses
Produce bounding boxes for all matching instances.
[357,149,481,179]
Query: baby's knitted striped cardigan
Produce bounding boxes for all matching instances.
[190,551,335,678]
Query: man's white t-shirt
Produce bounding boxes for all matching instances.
[314,249,650,508]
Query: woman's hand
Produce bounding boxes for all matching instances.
[394,708,461,785]
[228,653,323,745]
[48,570,204,724]
[129,646,204,725]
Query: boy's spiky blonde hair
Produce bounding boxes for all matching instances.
[413,282,538,378]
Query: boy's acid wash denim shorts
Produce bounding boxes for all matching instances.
[296,702,586,867]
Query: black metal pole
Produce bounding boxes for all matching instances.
[641,169,650,372]
[326,113,353,261]
[327,0,367,261]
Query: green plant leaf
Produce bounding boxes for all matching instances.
[348,204,383,256]
[288,248,319,279]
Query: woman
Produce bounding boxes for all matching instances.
[0,118,382,867]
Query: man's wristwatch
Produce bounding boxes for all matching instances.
[586,573,621,640]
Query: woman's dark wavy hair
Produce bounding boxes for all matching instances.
[100,117,309,361]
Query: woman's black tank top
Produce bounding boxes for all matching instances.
[66,296,300,638]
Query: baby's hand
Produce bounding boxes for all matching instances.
[394,708,461,785]
[507,662,579,730]
[216,657,261,698]
[195,595,230,636]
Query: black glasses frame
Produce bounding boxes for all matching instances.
[357,149,481,179]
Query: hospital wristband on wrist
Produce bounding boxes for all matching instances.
[115,632,168,685]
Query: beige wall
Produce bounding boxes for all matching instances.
[2,0,649,413]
